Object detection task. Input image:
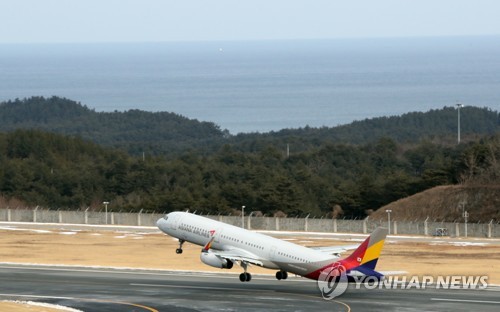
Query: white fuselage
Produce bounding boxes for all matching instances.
[157,211,337,277]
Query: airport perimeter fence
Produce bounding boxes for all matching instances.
[0,208,498,238]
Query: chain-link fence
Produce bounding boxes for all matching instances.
[0,208,497,238]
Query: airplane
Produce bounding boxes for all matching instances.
[157,211,388,282]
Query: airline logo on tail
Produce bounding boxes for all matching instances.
[308,227,388,280]
[342,227,387,271]
[316,227,387,299]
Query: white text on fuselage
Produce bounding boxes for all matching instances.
[179,224,210,238]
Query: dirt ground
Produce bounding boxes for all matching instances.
[1,227,499,283]
[0,301,73,312]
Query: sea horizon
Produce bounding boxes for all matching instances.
[1,36,499,134]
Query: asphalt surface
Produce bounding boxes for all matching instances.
[0,264,499,312]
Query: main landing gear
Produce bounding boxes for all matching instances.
[239,272,252,282]
[275,270,288,280]
[176,239,185,254]
[239,261,252,282]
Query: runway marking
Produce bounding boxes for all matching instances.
[332,299,351,312]
[134,283,351,311]
[431,298,500,304]
[0,293,159,312]
[300,294,351,312]
[131,283,270,292]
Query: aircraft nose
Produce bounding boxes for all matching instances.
[156,217,164,228]
[157,217,167,232]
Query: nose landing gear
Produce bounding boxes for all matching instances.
[176,239,185,254]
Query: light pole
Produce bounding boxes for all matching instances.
[241,206,245,229]
[456,103,463,144]
[386,209,392,235]
[103,201,109,224]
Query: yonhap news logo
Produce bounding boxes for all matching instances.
[317,273,489,300]
[317,264,349,299]
[351,275,489,290]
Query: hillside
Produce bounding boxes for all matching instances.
[0,97,499,219]
[0,96,498,157]
[231,105,499,153]
[370,185,500,222]
[0,96,226,156]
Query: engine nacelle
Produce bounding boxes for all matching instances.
[200,252,233,269]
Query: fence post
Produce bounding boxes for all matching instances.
[247,213,252,230]
[305,214,309,232]
[455,222,460,237]
[138,209,143,226]
[488,220,493,238]
[393,221,398,235]
[7,208,11,222]
[333,219,337,233]
[58,210,62,223]
[85,208,89,224]
[424,217,429,236]
[111,212,115,225]
[362,218,367,234]
[275,217,280,231]
[33,207,38,223]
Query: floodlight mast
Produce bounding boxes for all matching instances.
[386,209,392,234]
[103,201,110,224]
[456,103,463,144]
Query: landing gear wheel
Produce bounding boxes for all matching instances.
[276,271,282,280]
[176,239,185,254]
[239,273,247,282]
[276,270,288,280]
[239,272,252,282]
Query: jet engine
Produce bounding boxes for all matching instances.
[200,252,233,269]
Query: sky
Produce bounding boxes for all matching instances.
[1,0,500,43]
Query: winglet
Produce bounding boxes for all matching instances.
[341,227,388,271]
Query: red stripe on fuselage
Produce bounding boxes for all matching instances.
[304,238,369,280]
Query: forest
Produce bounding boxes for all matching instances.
[0,97,499,217]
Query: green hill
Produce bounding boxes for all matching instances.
[0,96,498,156]
[229,106,499,154]
[0,96,226,156]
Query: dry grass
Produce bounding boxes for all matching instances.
[1,228,499,283]
[370,184,500,222]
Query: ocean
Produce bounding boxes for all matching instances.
[0,36,499,134]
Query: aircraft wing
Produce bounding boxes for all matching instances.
[310,244,360,255]
[210,248,264,267]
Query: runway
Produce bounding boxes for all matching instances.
[0,264,499,311]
